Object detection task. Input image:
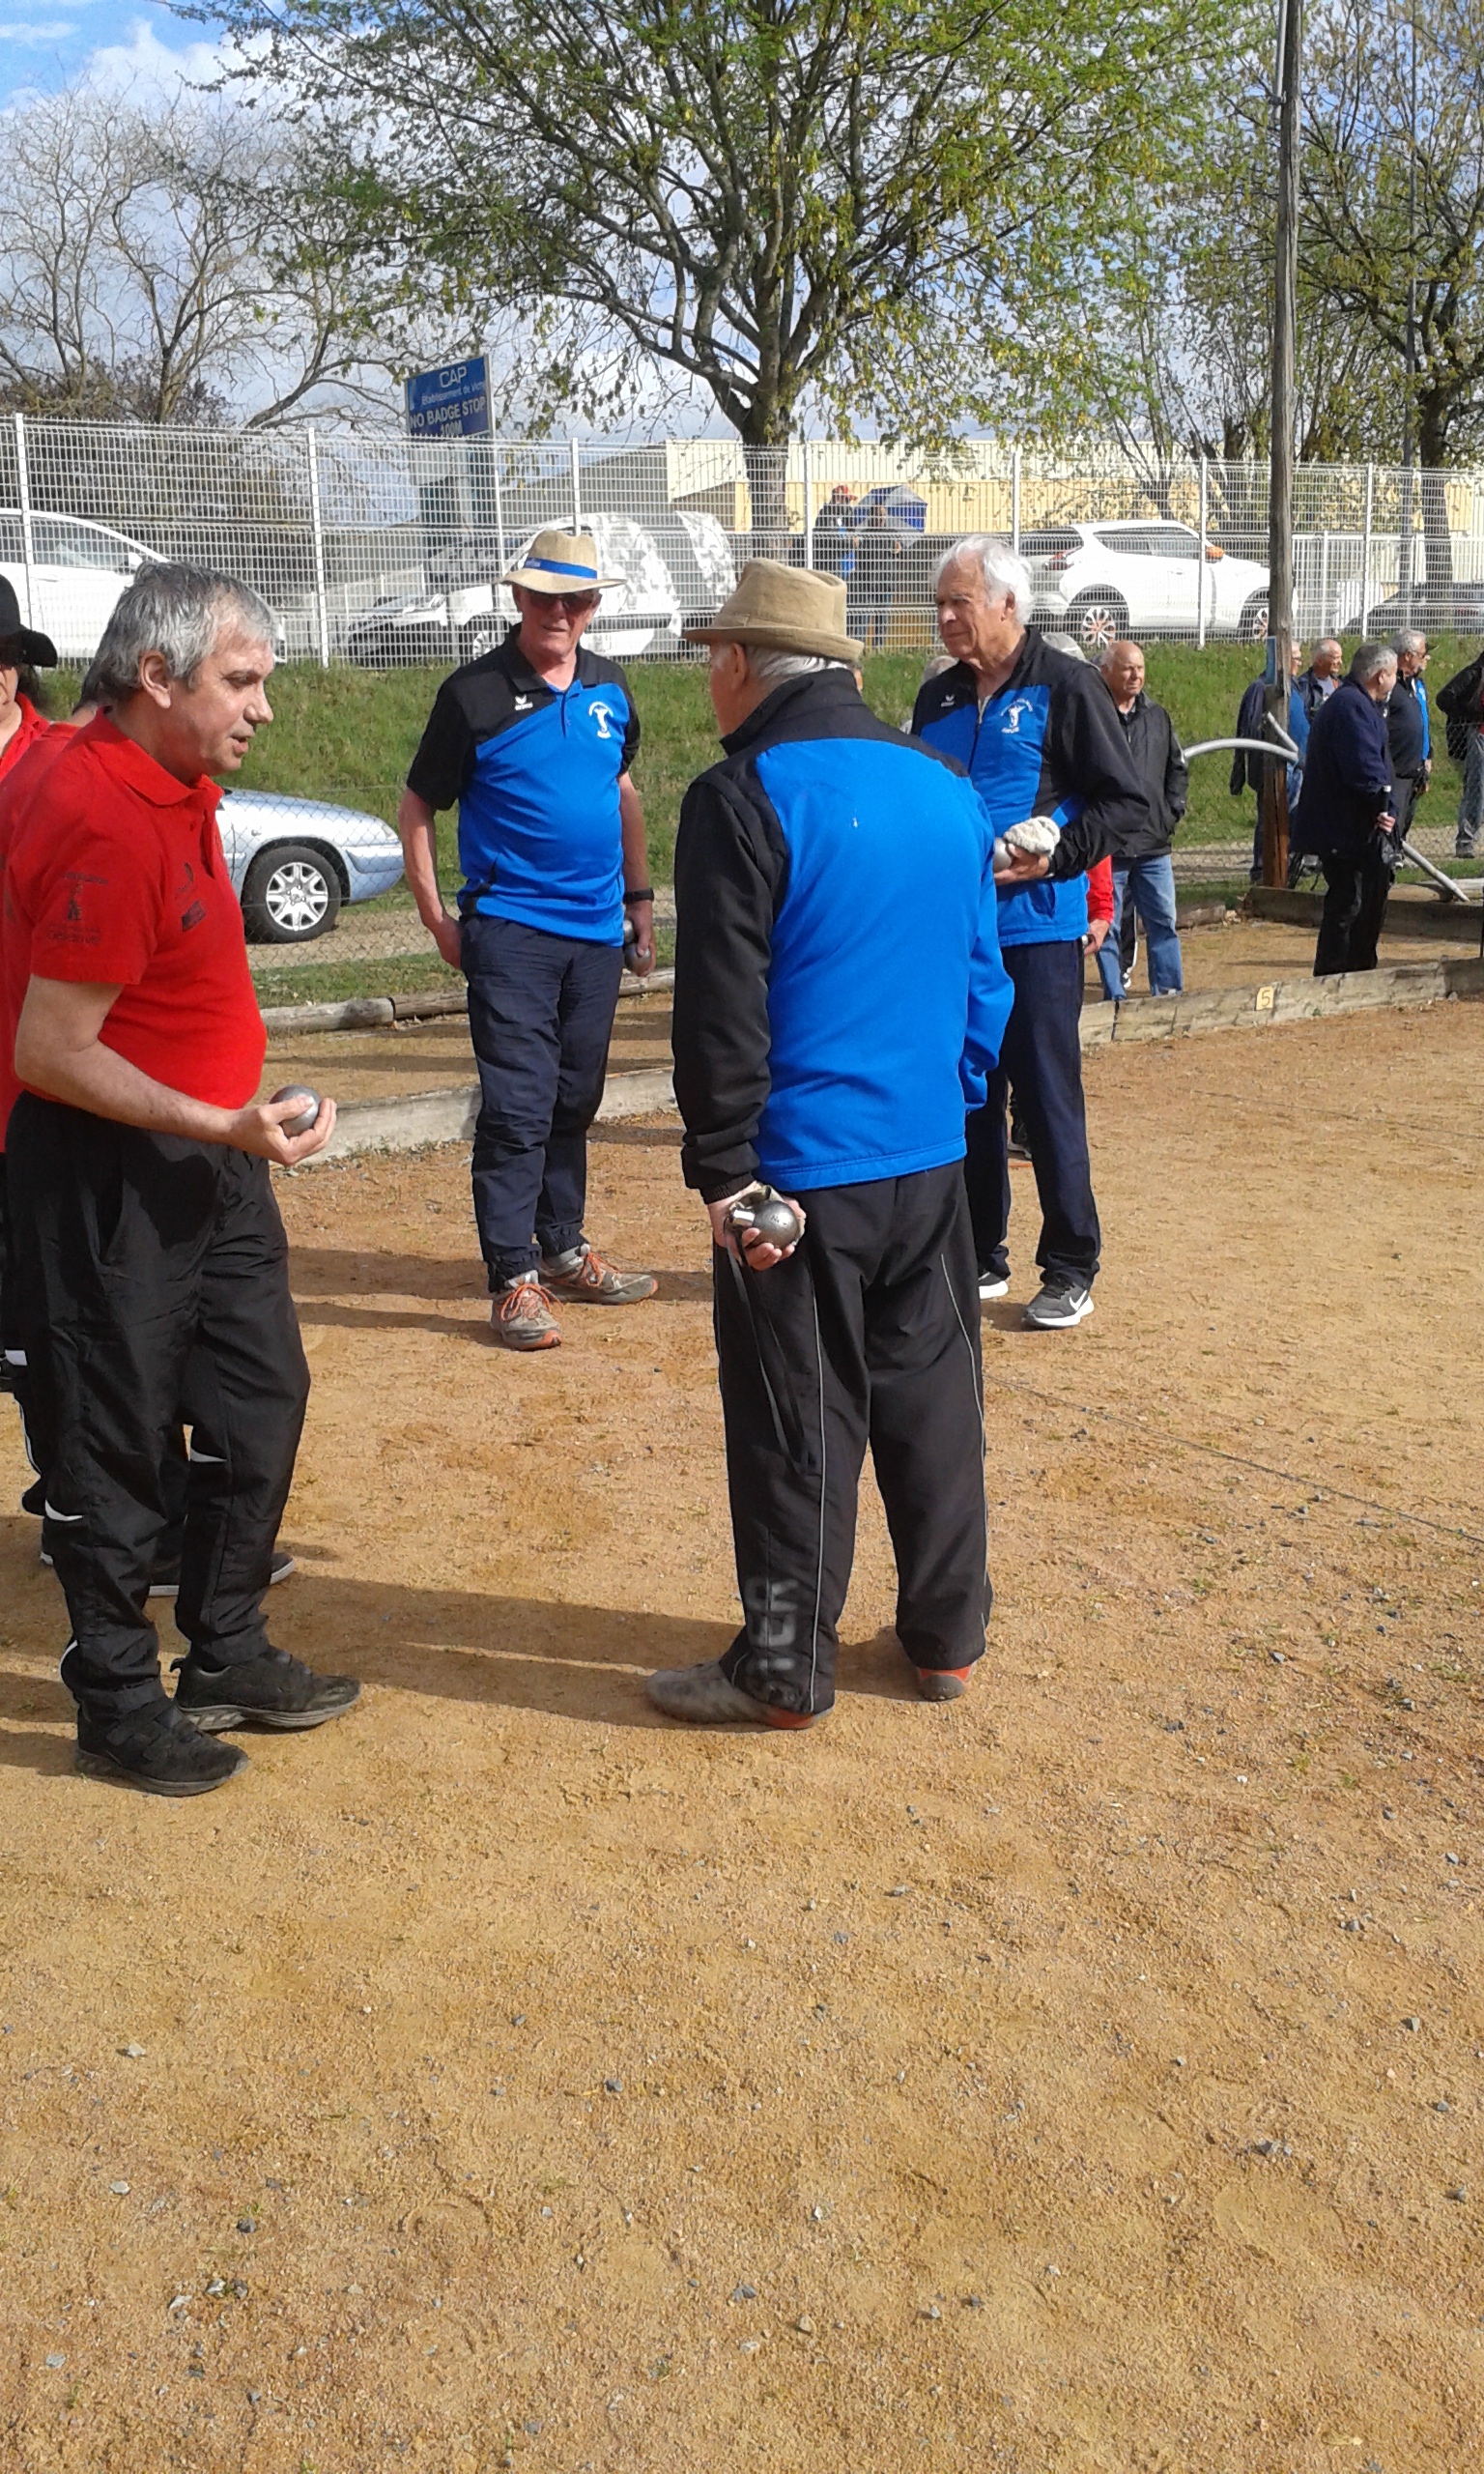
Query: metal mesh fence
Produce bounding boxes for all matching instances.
[7,416,1484,994]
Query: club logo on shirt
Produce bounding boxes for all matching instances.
[513,695,533,712]
[589,700,616,740]
[181,900,207,931]
[1001,698,1034,735]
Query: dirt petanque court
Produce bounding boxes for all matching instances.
[2,996,1482,2472]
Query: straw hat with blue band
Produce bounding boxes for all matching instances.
[503,529,624,594]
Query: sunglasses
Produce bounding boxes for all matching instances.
[529,591,600,614]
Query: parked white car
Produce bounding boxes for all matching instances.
[1024,521,1270,650]
[0,509,158,661]
[218,790,404,943]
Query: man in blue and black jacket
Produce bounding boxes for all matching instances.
[1294,641,1399,976]
[649,561,1013,1730]
[913,538,1150,1330]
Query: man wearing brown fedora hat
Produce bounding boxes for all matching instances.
[399,530,658,1350]
[646,560,1013,1730]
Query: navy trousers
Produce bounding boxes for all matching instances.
[462,912,624,1287]
[965,936,1101,1288]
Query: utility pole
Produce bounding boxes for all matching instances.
[1400,0,1419,623]
[1261,0,1304,888]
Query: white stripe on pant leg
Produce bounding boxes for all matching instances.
[941,1251,990,1582]
[43,1501,83,1522]
[808,1293,827,1716]
[186,1448,226,1464]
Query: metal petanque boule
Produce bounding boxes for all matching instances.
[269,1083,322,1136]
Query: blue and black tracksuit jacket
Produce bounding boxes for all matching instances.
[671,670,1013,1202]
[911,631,1151,945]
[405,629,639,944]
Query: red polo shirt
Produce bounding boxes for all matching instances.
[1,714,265,1140]
[0,695,57,787]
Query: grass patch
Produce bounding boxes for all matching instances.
[51,634,1481,901]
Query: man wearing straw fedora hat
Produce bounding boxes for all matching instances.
[646,560,1013,1730]
[400,530,659,1350]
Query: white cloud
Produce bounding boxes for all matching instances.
[8,22,78,43]
[78,19,261,104]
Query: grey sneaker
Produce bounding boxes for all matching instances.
[1023,1279,1095,1330]
[491,1273,560,1351]
[644,1659,813,1729]
[978,1267,1010,1299]
[540,1244,657,1305]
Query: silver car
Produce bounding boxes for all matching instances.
[217,790,404,943]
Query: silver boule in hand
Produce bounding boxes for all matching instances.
[270,1083,321,1137]
[726,1184,804,1250]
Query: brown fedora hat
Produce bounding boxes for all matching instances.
[684,559,862,662]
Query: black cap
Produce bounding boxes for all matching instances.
[0,572,59,668]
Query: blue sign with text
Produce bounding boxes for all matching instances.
[405,358,491,441]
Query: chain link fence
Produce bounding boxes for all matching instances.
[7,416,1483,997]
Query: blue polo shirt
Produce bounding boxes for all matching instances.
[406,630,640,943]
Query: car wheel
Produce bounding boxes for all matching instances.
[1240,595,1270,641]
[241,844,343,944]
[1068,592,1128,653]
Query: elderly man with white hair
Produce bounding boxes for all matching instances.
[1385,628,1431,847]
[913,537,1150,1330]
[1,564,358,1797]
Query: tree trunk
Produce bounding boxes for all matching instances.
[740,410,792,566]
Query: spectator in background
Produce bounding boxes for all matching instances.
[1295,641,1398,976]
[913,536,1149,1330]
[811,484,855,578]
[1437,643,1484,856]
[1232,642,1309,879]
[1097,640,1188,998]
[1298,638,1343,715]
[1385,630,1431,847]
[847,502,904,651]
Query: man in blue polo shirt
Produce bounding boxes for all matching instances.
[399,530,658,1350]
[913,537,1149,1330]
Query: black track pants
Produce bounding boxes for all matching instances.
[6,1096,310,1716]
[714,1162,990,1718]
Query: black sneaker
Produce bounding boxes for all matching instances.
[147,1546,296,1600]
[1007,1119,1033,1162]
[1023,1278,1095,1330]
[75,1699,249,1798]
[171,1647,360,1733]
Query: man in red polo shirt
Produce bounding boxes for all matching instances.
[3,563,359,1797]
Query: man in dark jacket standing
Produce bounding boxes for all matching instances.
[649,562,1013,1729]
[1385,629,1431,844]
[913,537,1149,1330]
[1096,640,1187,998]
[1298,642,1399,976]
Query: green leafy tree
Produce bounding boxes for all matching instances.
[209,0,1226,476]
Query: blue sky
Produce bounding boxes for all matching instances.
[0,11,231,111]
